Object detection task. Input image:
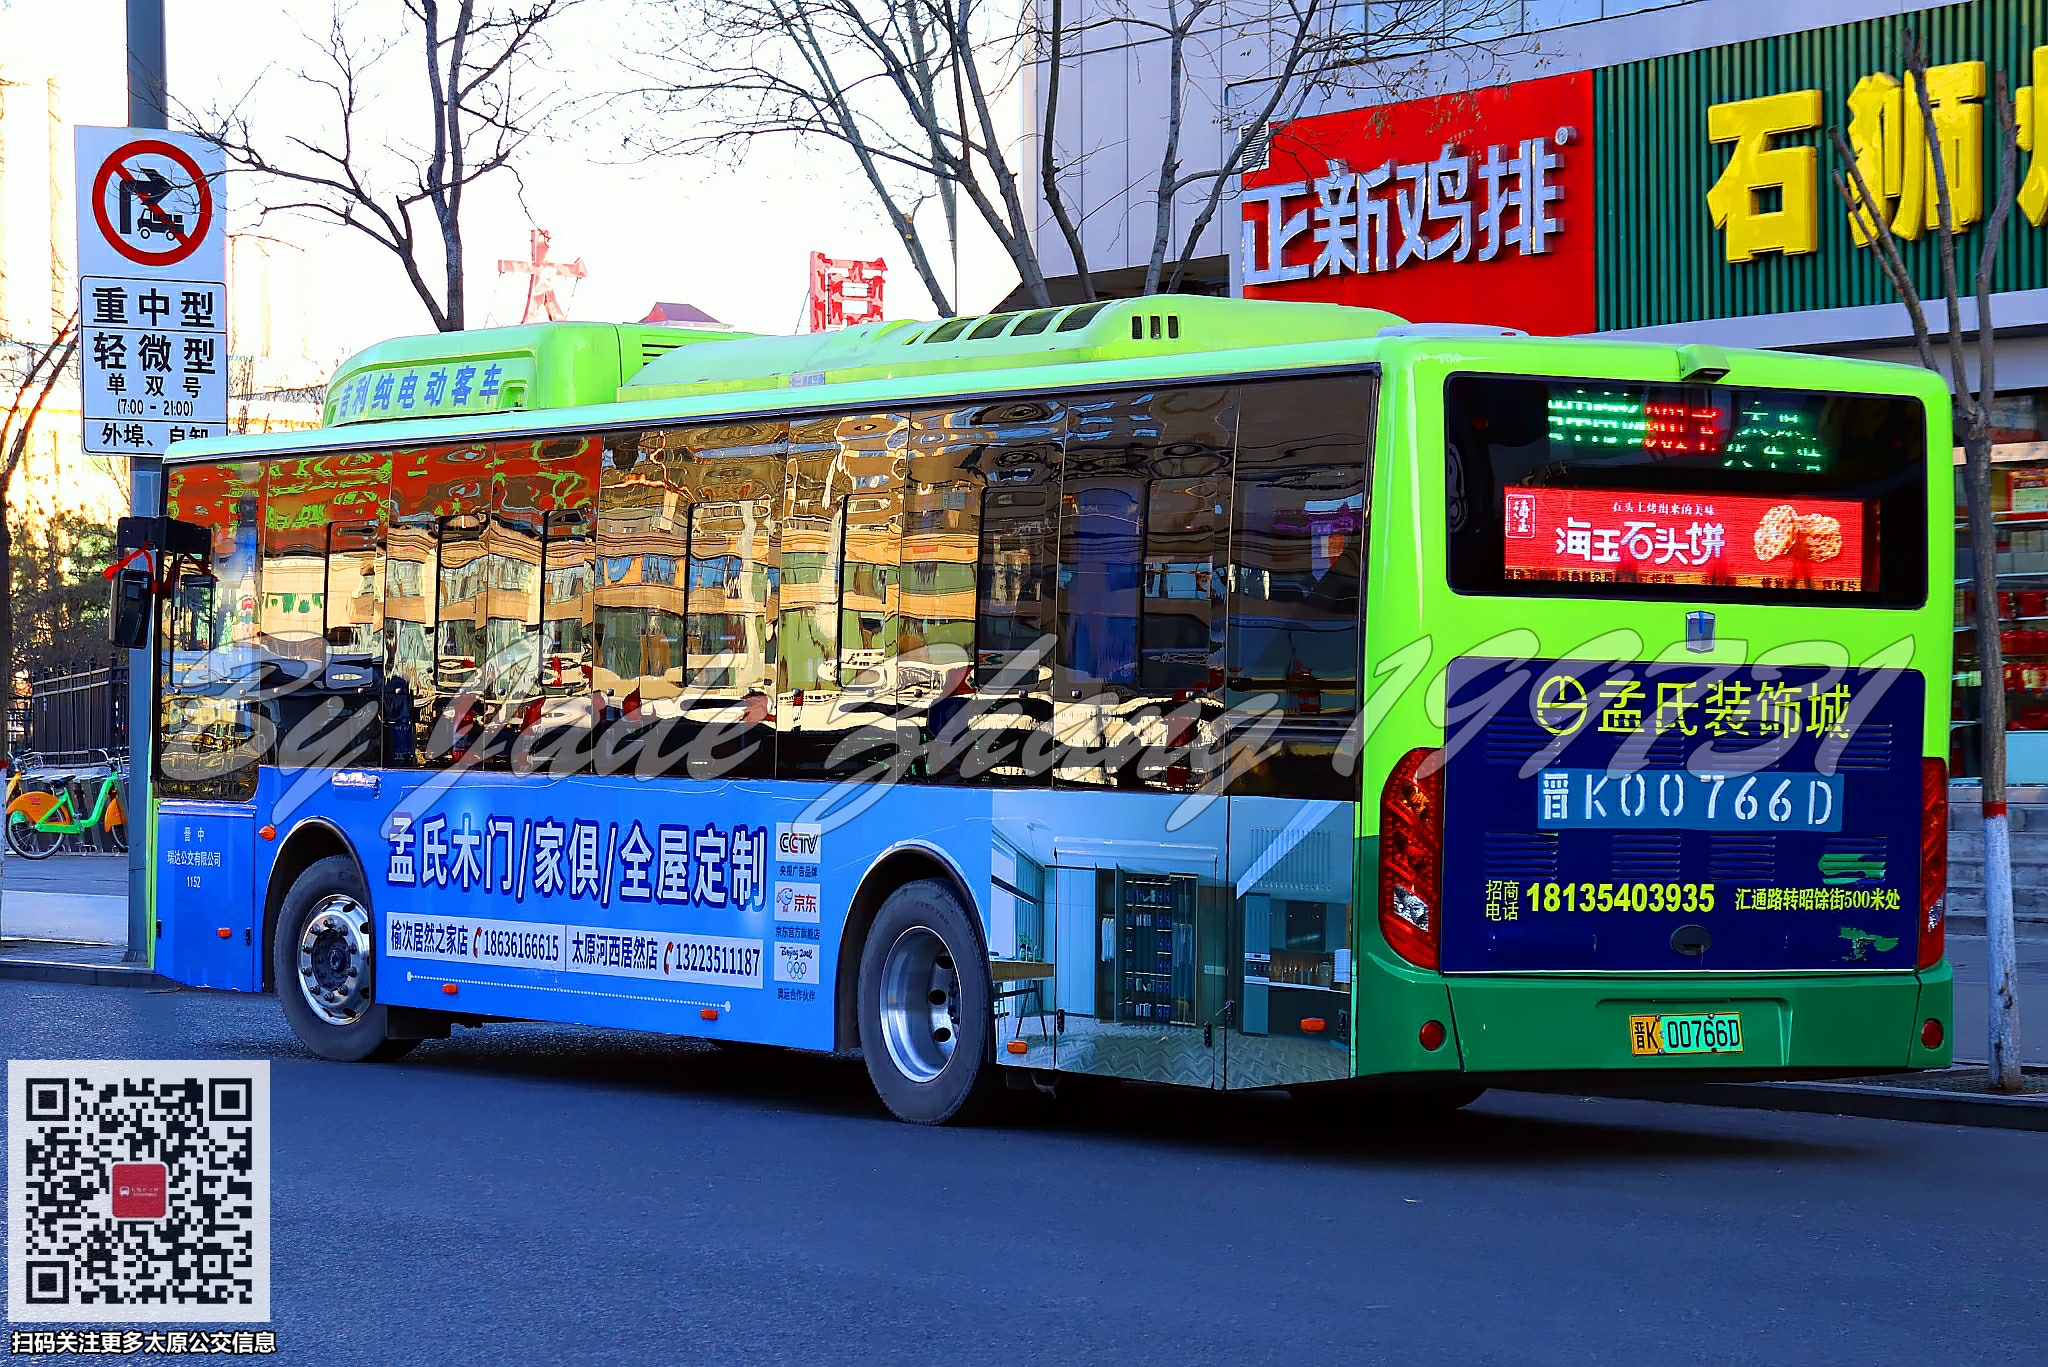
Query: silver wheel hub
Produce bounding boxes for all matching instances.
[297,894,374,1027]
[879,926,959,1085]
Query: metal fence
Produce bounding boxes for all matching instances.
[9,662,128,763]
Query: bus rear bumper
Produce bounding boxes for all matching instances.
[1436,960,1953,1077]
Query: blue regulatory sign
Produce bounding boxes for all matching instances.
[1536,768,1844,832]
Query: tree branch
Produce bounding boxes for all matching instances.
[1038,0,1093,301]
[1827,124,1938,374]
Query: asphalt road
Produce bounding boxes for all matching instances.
[4,980,2044,1366]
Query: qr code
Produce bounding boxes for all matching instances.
[8,1061,269,1323]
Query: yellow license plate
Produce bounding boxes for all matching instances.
[1630,1013,1743,1056]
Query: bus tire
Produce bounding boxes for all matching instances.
[273,855,418,1063]
[856,878,1000,1125]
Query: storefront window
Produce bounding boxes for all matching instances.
[1955,386,2048,781]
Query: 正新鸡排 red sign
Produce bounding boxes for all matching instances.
[1241,72,1596,335]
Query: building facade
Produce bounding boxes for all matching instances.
[1032,0,2048,783]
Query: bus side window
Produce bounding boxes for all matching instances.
[402,442,493,768]
[596,424,784,780]
[912,398,1064,786]
[266,451,388,773]
[159,459,267,801]
[679,422,782,779]
[384,444,452,769]
[499,435,597,774]
[776,415,843,777]
[1225,376,1375,798]
[1056,387,1234,792]
[779,413,909,781]
[595,430,686,776]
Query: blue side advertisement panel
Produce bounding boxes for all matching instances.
[1440,657,1924,973]
[251,771,991,1048]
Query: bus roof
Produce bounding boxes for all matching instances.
[163,297,1944,464]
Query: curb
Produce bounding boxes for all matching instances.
[1541,1078,2048,1132]
[0,958,178,990]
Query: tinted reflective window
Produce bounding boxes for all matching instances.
[1444,376,1927,606]
[1225,377,1374,797]
[503,436,597,773]
[158,459,265,799]
[262,452,387,771]
[909,398,1064,786]
[1057,387,1233,791]
[777,413,909,781]
[597,423,783,780]
[413,444,493,766]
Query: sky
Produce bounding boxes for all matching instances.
[3,0,1017,366]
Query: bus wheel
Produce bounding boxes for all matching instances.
[856,878,999,1125]
[274,855,418,1063]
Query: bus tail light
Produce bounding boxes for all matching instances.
[1919,758,1947,970]
[1380,747,1444,971]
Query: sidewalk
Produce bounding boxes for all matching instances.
[1,852,165,987]
[1947,933,2048,1067]
[1575,1066,2048,1132]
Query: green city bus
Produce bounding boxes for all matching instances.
[138,296,1952,1122]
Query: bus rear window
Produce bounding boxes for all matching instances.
[1444,375,1927,607]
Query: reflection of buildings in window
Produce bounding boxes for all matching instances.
[688,500,775,697]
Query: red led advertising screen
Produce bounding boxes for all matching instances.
[1502,488,1869,591]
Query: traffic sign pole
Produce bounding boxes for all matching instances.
[123,0,167,963]
[127,0,167,130]
[121,0,171,962]
[88,2,201,963]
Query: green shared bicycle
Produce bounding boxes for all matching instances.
[5,763,129,859]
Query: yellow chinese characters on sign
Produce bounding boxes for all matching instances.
[2019,46,2048,226]
[1706,90,1822,262]
[1707,46,2048,262]
[1843,61,1985,243]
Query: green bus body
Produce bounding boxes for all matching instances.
[157,298,1953,1091]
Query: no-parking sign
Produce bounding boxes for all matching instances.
[74,127,227,457]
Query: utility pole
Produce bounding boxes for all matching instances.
[123,0,166,966]
[127,0,167,130]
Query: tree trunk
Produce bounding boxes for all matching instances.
[1141,13,1189,297]
[0,466,13,770]
[1964,423,2024,1091]
[441,217,465,332]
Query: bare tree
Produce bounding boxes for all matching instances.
[623,0,1035,317]
[1134,0,1522,297]
[1829,32,2022,1092]
[0,312,81,759]
[627,0,1516,314]
[183,1,577,333]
